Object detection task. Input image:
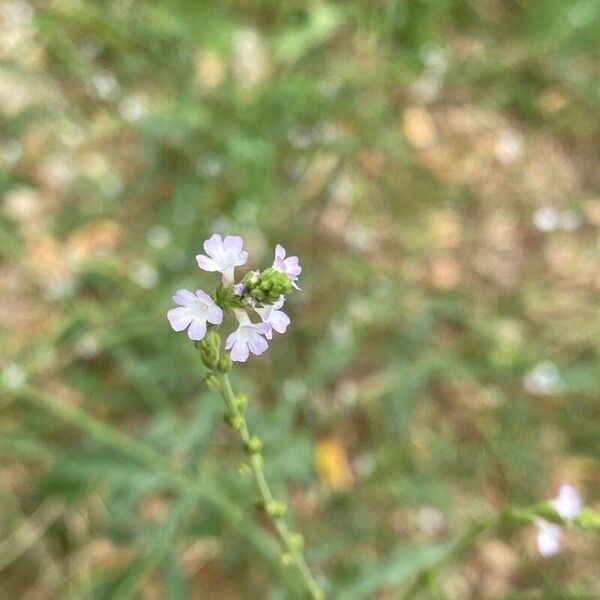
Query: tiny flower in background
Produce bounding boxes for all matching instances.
[254,296,290,340]
[523,361,562,396]
[553,484,582,520]
[536,484,583,557]
[196,234,248,285]
[272,244,301,289]
[536,520,563,557]
[167,289,223,341]
[226,322,271,362]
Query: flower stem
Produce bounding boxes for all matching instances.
[216,372,323,600]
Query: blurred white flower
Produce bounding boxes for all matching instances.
[3,186,40,221]
[232,28,269,89]
[129,262,159,289]
[536,519,562,557]
[74,334,100,359]
[119,95,147,122]
[494,130,523,164]
[419,43,448,74]
[334,379,358,407]
[329,174,353,205]
[4,1,33,27]
[1,362,26,389]
[86,71,120,101]
[146,225,171,250]
[523,361,563,396]
[329,317,354,348]
[533,206,560,232]
[417,506,446,536]
[552,484,582,520]
[196,155,222,177]
[344,223,377,253]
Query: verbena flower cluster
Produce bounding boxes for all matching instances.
[536,484,582,557]
[167,234,300,362]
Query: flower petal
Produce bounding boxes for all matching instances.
[235,250,249,266]
[196,254,219,271]
[173,289,197,306]
[203,233,223,257]
[270,310,290,334]
[230,340,250,362]
[167,307,192,332]
[537,521,562,557]
[223,235,243,254]
[248,334,268,356]
[207,304,224,324]
[225,331,236,350]
[275,244,286,259]
[187,319,207,341]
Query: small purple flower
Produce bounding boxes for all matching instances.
[536,519,563,557]
[254,296,290,340]
[196,234,249,284]
[167,289,223,341]
[233,283,245,296]
[272,244,301,290]
[552,485,582,521]
[226,322,271,362]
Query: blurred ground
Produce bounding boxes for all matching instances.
[1,1,599,598]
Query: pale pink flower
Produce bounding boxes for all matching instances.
[254,296,290,340]
[272,244,301,289]
[196,234,248,284]
[167,289,223,341]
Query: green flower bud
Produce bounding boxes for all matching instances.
[203,374,221,391]
[214,285,244,311]
[237,462,252,477]
[290,533,304,549]
[266,500,287,518]
[223,412,242,430]
[243,268,292,304]
[244,436,262,454]
[234,393,248,411]
[204,329,221,351]
[217,354,232,373]
[280,552,293,567]
[197,330,221,369]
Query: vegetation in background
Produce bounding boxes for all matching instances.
[1,0,599,597]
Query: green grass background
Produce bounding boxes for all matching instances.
[1,0,599,597]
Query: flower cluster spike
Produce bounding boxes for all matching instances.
[167,234,301,362]
[536,484,583,557]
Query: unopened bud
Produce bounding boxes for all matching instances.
[204,374,220,390]
[234,393,248,411]
[217,354,232,372]
[290,533,304,549]
[280,552,293,566]
[245,436,262,454]
[266,500,287,518]
[223,412,242,430]
[237,462,252,477]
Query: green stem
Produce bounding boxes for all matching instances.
[401,513,505,599]
[216,372,323,600]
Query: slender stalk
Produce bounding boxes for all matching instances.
[216,372,323,600]
[401,514,503,599]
